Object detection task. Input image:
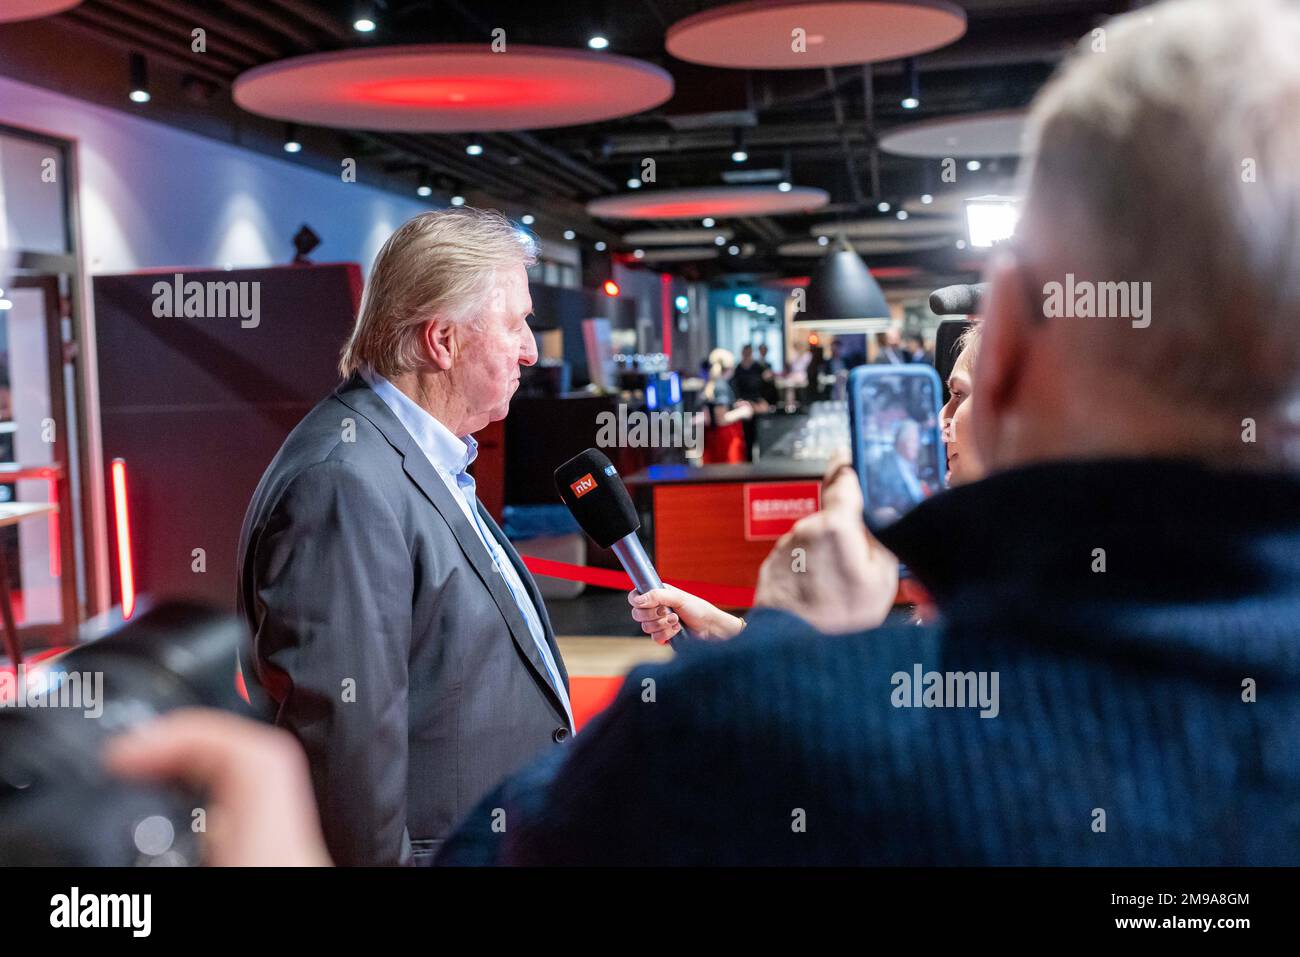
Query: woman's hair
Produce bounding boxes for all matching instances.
[339,207,537,378]
[953,322,982,375]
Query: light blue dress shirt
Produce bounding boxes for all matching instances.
[361,369,573,729]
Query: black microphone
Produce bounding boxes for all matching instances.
[929,282,988,315]
[554,448,688,646]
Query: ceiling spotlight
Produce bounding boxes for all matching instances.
[734,293,752,307]
[966,160,982,171]
[465,141,484,156]
[817,235,830,246]
[901,58,921,110]
[728,244,740,255]
[877,201,890,213]
[778,181,792,192]
[283,123,302,153]
[563,229,576,240]
[634,248,645,259]
[714,235,726,246]
[128,52,150,103]
[451,195,466,206]
[956,239,967,249]
[416,171,433,198]
[732,128,748,163]
[588,35,610,50]
[603,279,620,296]
[354,17,376,32]
[627,178,642,189]
[521,214,535,225]
[702,217,716,228]
[896,210,909,220]
[921,193,934,205]
[595,240,607,251]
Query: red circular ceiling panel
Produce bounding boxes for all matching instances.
[233,45,674,132]
[666,0,966,69]
[588,186,829,220]
[0,0,80,22]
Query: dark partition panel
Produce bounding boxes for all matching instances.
[93,263,362,611]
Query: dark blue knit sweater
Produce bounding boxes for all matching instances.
[438,459,1300,865]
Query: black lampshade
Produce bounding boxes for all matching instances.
[796,238,891,329]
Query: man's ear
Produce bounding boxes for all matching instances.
[971,251,1033,468]
[421,318,458,371]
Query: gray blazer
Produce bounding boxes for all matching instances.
[237,374,571,866]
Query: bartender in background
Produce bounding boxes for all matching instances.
[700,348,752,463]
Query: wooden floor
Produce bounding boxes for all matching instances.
[556,635,675,676]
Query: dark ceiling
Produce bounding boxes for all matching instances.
[0,0,1133,285]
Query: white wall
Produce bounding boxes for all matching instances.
[0,73,431,274]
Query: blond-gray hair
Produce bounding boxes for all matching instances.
[339,207,537,377]
[1019,0,1300,418]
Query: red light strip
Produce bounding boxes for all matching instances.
[110,458,136,620]
[47,475,59,579]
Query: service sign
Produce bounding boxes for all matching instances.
[743,482,822,541]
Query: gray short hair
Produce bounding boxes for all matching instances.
[1019,0,1300,419]
[339,207,537,378]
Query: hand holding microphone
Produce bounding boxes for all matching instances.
[556,449,746,647]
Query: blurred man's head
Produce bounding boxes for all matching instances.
[741,344,755,364]
[340,207,538,434]
[974,0,1300,474]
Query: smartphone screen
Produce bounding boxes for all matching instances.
[848,365,946,529]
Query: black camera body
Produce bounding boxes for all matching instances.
[0,603,251,866]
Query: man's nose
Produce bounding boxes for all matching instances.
[519,332,538,367]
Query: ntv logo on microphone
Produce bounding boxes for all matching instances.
[569,473,597,498]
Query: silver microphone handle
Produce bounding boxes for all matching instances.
[611,532,663,594]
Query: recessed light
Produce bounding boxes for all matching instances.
[465,142,484,156]
[728,245,740,255]
[595,241,607,251]
[563,229,576,240]
[354,18,376,33]
[588,35,609,50]
[634,249,645,259]
[777,181,792,192]
[417,184,432,197]
[451,195,466,206]
[896,210,909,220]
[627,178,642,189]
[966,160,981,171]
[731,150,748,163]
[921,194,933,205]
[702,217,715,228]
[901,96,920,110]
[521,214,535,225]
[877,201,890,213]
[817,235,829,246]
[714,235,726,246]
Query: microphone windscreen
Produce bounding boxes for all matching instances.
[928,282,988,315]
[554,448,640,549]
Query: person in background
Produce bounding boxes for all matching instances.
[699,347,751,464]
[940,324,984,487]
[904,332,930,366]
[730,344,768,404]
[872,328,906,365]
[756,343,781,406]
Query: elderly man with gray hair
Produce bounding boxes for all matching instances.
[236,208,574,866]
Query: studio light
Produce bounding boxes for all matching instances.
[128,52,150,104]
[965,195,1020,248]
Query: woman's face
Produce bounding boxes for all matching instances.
[940,350,985,486]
